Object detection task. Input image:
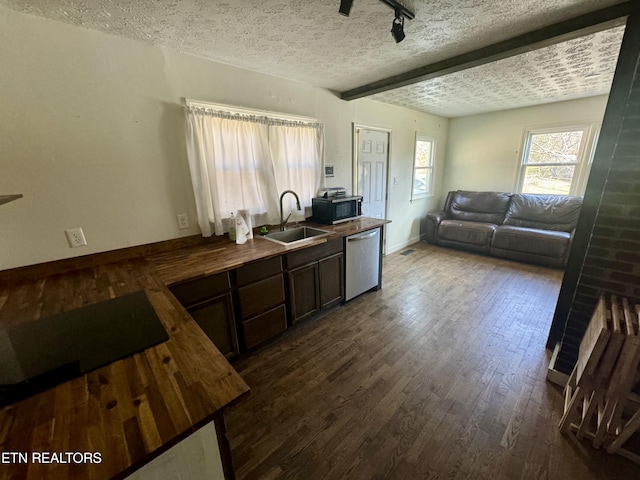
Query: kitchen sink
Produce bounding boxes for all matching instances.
[261,226,332,246]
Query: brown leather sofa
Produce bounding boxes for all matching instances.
[425,190,583,267]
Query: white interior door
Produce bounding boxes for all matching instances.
[355,127,389,220]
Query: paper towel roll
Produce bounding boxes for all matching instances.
[238,209,253,239]
[235,215,249,244]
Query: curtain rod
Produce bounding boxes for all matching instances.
[185,99,319,124]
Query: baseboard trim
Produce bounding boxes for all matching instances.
[387,235,424,255]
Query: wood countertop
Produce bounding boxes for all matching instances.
[0,258,249,480]
[149,217,389,286]
[0,216,387,480]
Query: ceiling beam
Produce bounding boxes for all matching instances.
[340,2,638,100]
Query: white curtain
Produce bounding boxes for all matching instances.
[270,124,323,222]
[184,106,323,236]
[185,110,280,236]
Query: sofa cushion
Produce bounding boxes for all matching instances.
[447,191,511,224]
[438,220,497,246]
[503,194,582,232]
[492,225,571,258]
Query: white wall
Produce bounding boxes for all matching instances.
[442,95,609,206]
[125,422,224,480]
[0,6,448,270]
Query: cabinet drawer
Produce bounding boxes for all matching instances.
[235,256,283,286]
[170,272,230,306]
[285,238,343,269]
[237,274,285,319]
[242,304,287,350]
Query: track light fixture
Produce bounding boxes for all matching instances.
[391,9,405,43]
[339,0,414,42]
[339,0,354,16]
[379,0,414,20]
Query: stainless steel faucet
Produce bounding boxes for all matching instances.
[279,190,301,231]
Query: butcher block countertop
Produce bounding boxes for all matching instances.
[0,258,250,480]
[148,217,389,285]
[0,217,388,479]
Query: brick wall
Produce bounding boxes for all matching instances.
[551,11,640,375]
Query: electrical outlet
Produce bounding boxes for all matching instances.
[65,228,87,248]
[177,214,189,229]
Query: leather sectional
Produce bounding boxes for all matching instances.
[425,190,583,267]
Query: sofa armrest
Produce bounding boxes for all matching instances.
[425,210,447,244]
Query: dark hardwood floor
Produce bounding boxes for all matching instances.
[225,242,640,479]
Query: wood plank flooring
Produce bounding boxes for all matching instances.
[225,242,640,479]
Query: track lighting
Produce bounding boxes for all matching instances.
[391,9,405,43]
[340,1,414,42]
[339,0,353,16]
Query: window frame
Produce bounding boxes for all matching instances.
[411,135,435,201]
[516,124,596,196]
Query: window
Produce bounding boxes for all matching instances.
[184,102,323,236]
[412,136,435,200]
[518,126,594,195]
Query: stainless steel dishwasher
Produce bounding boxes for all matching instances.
[345,227,381,301]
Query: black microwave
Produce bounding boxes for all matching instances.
[312,195,363,224]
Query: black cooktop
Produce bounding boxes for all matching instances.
[0,290,168,407]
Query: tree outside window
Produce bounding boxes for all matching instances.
[519,126,594,195]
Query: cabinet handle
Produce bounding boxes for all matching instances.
[347,230,378,241]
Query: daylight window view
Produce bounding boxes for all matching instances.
[521,130,585,195]
[413,137,434,198]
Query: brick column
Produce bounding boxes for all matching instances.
[549,10,640,375]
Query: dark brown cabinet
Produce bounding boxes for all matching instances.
[319,252,344,309]
[242,304,287,350]
[237,275,285,319]
[170,271,239,359]
[288,262,320,324]
[286,239,344,325]
[187,294,238,359]
[169,236,349,355]
[235,256,287,349]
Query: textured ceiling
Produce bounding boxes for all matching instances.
[372,26,625,117]
[1,0,627,117]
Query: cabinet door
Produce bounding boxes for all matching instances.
[188,293,239,359]
[319,252,344,310]
[288,263,320,324]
